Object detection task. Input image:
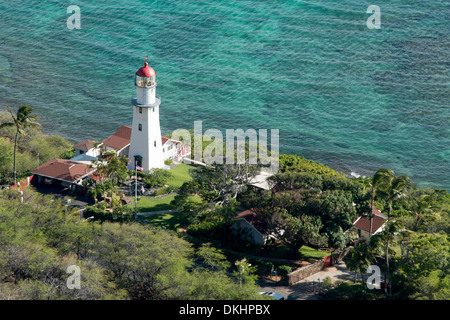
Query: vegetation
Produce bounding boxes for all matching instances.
[0,188,267,300]
[0,109,73,185]
[1,108,448,300]
[278,154,343,177]
[0,106,41,184]
[240,172,369,256]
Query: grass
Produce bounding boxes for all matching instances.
[136,194,177,212]
[263,243,330,262]
[139,211,189,231]
[135,194,202,213]
[166,163,194,187]
[299,246,330,260]
[132,163,200,231]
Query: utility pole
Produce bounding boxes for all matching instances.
[135,160,138,219]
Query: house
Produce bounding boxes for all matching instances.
[101,125,190,166]
[73,139,100,157]
[161,136,191,163]
[70,139,101,164]
[102,125,132,157]
[248,171,275,191]
[30,158,97,188]
[231,209,272,246]
[352,205,389,242]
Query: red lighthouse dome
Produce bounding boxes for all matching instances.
[136,61,156,77]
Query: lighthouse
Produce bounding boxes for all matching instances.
[127,61,165,171]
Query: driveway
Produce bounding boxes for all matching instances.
[30,183,94,208]
[258,261,355,300]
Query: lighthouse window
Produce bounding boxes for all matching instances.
[138,124,142,131]
[139,107,142,114]
[154,141,156,147]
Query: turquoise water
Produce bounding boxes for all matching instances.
[0,0,448,189]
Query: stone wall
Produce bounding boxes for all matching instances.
[288,259,325,286]
[287,247,351,286]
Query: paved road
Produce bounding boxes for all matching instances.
[259,261,355,300]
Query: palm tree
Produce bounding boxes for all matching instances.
[369,220,405,300]
[373,168,412,220]
[356,176,378,237]
[344,242,375,294]
[0,106,40,184]
[409,194,437,231]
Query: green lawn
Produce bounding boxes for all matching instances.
[135,193,202,212]
[264,244,330,262]
[136,194,177,212]
[134,192,203,230]
[139,211,189,231]
[299,246,330,260]
[166,163,194,187]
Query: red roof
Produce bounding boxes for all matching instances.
[102,125,132,150]
[234,209,269,234]
[136,61,156,77]
[161,136,170,146]
[353,205,388,234]
[31,159,95,183]
[103,127,175,150]
[73,139,95,151]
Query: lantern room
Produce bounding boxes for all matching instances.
[134,61,158,106]
[135,61,156,87]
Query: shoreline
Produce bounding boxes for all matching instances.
[1,110,448,192]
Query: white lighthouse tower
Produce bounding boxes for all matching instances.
[127,61,165,171]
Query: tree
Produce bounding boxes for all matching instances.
[369,221,405,299]
[92,222,194,299]
[0,138,13,184]
[412,270,450,300]
[344,242,375,288]
[0,106,40,184]
[278,154,341,176]
[396,232,450,297]
[195,243,231,272]
[277,212,328,257]
[408,194,438,231]
[357,176,380,237]
[233,258,257,287]
[373,169,412,220]
[142,168,172,188]
[189,163,258,206]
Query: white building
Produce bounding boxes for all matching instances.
[127,61,165,171]
[352,205,389,243]
[69,61,190,172]
[70,139,101,164]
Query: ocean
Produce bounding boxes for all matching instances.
[0,0,448,189]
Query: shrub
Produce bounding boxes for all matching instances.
[154,185,178,196]
[322,276,333,289]
[277,265,292,279]
[143,169,173,188]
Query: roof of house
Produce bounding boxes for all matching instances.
[69,153,98,165]
[248,171,275,190]
[73,139,95,151]
[102,125,185,150]
[102,125,132,150]
[234,209,269,235]
[31,159,96,183]
[161,136,170,146]
[353,205,388,234]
